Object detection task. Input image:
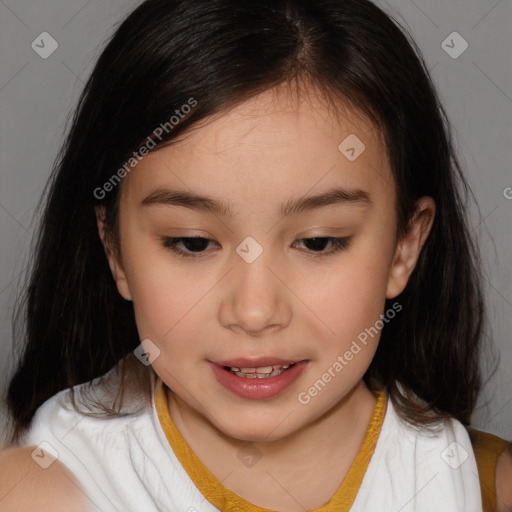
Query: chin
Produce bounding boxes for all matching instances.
[211,414,297,444]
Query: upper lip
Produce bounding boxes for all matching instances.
[211,357,304,368]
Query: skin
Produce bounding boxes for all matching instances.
[0,446,88,512]
[496,447,512,512]
[96,84,435,510]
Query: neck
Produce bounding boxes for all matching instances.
[166,380,379,510]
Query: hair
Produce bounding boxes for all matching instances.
[5,0,489,443]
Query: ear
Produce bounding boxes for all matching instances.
[94,205,132,301]
[386,197,436,299]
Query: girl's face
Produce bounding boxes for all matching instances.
[99,86,434,442]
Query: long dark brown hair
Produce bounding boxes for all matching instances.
[5,0,491,443]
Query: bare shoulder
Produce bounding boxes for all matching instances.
[0,445,89,512]
[496,443,512,512]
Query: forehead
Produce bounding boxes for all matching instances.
[121,85,394,212]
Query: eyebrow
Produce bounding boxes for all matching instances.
[141,186,372,217]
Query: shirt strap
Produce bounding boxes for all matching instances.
[467,426,509,512]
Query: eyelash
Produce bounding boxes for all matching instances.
[161,236,352,259]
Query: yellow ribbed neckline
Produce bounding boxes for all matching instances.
[154,377,387,512]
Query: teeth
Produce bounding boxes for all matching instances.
[229,363,295,378]
[256,366,274,374]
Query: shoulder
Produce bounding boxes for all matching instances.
[20,357,153,445]
[496,443,512,512]
[0,445,88,512]
[355,396,485,510]
[467,426,512,512]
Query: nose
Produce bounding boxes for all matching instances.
[218,246,292,335]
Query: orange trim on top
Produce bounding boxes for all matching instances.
[154,378,387,512]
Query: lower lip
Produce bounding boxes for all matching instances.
[208,361,308,400]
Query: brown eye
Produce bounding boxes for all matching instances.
[162,237,218,258]
[294,237,352,256]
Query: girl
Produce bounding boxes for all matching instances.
[1,0,511,511]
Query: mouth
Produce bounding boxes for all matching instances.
[222,363,297,379]
[209,358,309,399]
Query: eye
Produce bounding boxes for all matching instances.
[161,236,218,258]
[161,235,351,259]
[294,237,352,257]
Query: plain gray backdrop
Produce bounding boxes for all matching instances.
[1,0,511,443]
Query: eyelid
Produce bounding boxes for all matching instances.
[160,235,352,260]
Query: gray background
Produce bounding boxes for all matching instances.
[0,0,511,443]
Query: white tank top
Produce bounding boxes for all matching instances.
[20,362,483,512]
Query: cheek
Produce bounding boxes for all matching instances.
[305,252,392,342]
[129,266,210,344]
[296,257,389,403]
[128,268,213,389]
[120,234,207,345]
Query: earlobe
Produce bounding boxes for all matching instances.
[386,197,436,299]
[94,205,133,301]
